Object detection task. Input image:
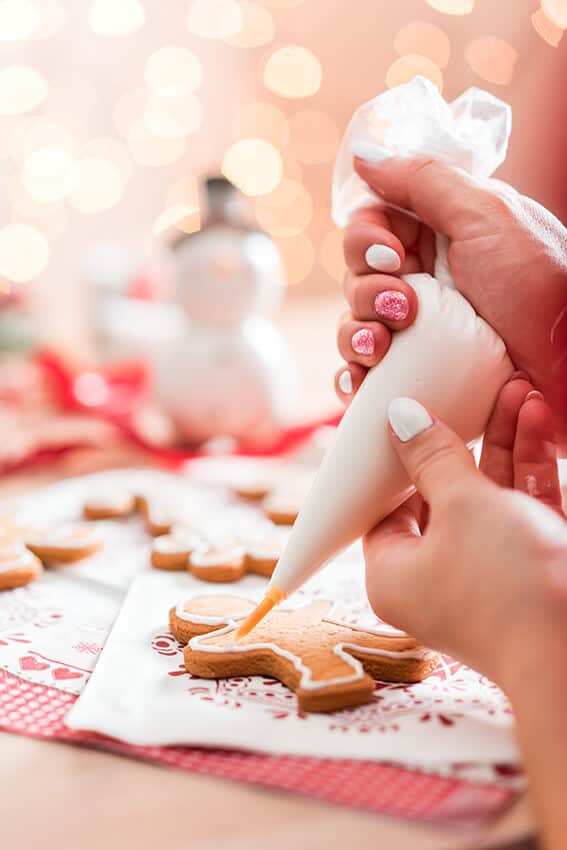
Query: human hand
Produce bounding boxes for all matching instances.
[363,375,566,692]
[336,153,567,445]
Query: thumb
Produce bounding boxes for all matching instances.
[352,151,488,240]
[387,397,479,505]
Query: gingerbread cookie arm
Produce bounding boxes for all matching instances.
[0,546,43,591]
[188,547,247,583]
[83,493,136,520]
[25,524,103,564]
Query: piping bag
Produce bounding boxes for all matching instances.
[236,76,514,638]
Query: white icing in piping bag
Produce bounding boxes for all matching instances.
[236,78,514,638]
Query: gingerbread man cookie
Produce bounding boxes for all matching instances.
[0,542,43,591]
[169,596,438,712]
[83,492,175,536]
[153,531,285,580]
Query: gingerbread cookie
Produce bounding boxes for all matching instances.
[0,543,43,591]
[234,481,271,503]
[83,491,175,536]
[151,529,200,571]
[262,494,300,526]
[25,523,103,564]
[169,596,438,713]
[83,493,137,520]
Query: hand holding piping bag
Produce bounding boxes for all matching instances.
[337,151,567,447]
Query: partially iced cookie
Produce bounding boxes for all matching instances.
[25,523,103,564]
[169,595,438,712]
[0,543,43,591]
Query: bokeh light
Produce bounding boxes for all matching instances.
[0,0,40,41]
[153,205,201,237]
[114,88,146,138]
[127,119,186,167]
[254,179,312,237]
[89,0,145,37]
[275,234,315,285]
[18,118,78,161]
[0,223,49,283]
[14,200,69,241]
[145,47,203,97]
[0,66,48,116]
[465,36,518,85]
[22,147,76,202]
[287,110,340,164]
[319,227,345,283]
[187,0,243,39]
[30,0,66,40]
[425,0,474,14]
[226,2,275,48]
[143,93,202,139]
[394,21,451,68]
[258,0,304,7]
[542,0,567,28]
[222,138,282,196]
[165,175,200,209]
[263,46,322,98]
[386,54,443,92]
[531,7,564,46]
[232,101,289,149]
[69,157,123,214]
[81,137,133,183]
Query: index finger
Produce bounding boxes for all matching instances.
[343,207,405,275]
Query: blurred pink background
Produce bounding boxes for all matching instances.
[0,0,566,355]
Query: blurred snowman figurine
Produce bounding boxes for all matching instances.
[154,177,297,446]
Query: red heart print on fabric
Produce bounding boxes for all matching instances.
[52,667,83,681]
[19,656,49,672]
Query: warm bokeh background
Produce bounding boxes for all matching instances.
[0,0,566,354]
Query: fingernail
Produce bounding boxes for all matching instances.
[510,370,530,382]
[525,390,544,401]
[351,328,375,356]
[365,244,401,273]
[338,370,353,395]
[374,290,409,321]
[351,141,390,163]
[388,398,433,443]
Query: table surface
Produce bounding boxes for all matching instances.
[0,296,535,850]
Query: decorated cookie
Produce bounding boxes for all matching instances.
[169,596,438,713]
[188,545,248,583]
[262,494,300,526]
[0,543,43,591]
[234,481,271,503]
[83,492,137,520]
[151,529,200,571]
[83,491,176,536]
[25,523,103,564]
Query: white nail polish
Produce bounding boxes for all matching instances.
[351,141,390,164]
[338,370,353,395]
[388,398,433,443]
[365,244,401,273]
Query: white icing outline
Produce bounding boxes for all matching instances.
[153,532,198,555]
[25,523,103,549]
[178,598,433,691]
[189,546,246,569]
[84,493,135,511]
[0,546,35,573]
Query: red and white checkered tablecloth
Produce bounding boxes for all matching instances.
[0,668,516,827]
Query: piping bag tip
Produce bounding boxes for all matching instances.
[235,585,286,641]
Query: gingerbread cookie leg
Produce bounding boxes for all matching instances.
[83,493,136,520]
[25,523,103,564]
[151,530,198,571]
[188,546,247,583]
[0,545,43,591]
[171,596,438,713]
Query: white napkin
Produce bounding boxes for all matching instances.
[67,545,518,767]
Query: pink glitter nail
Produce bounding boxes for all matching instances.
[374,290,409,321]
[351,328,375,356]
